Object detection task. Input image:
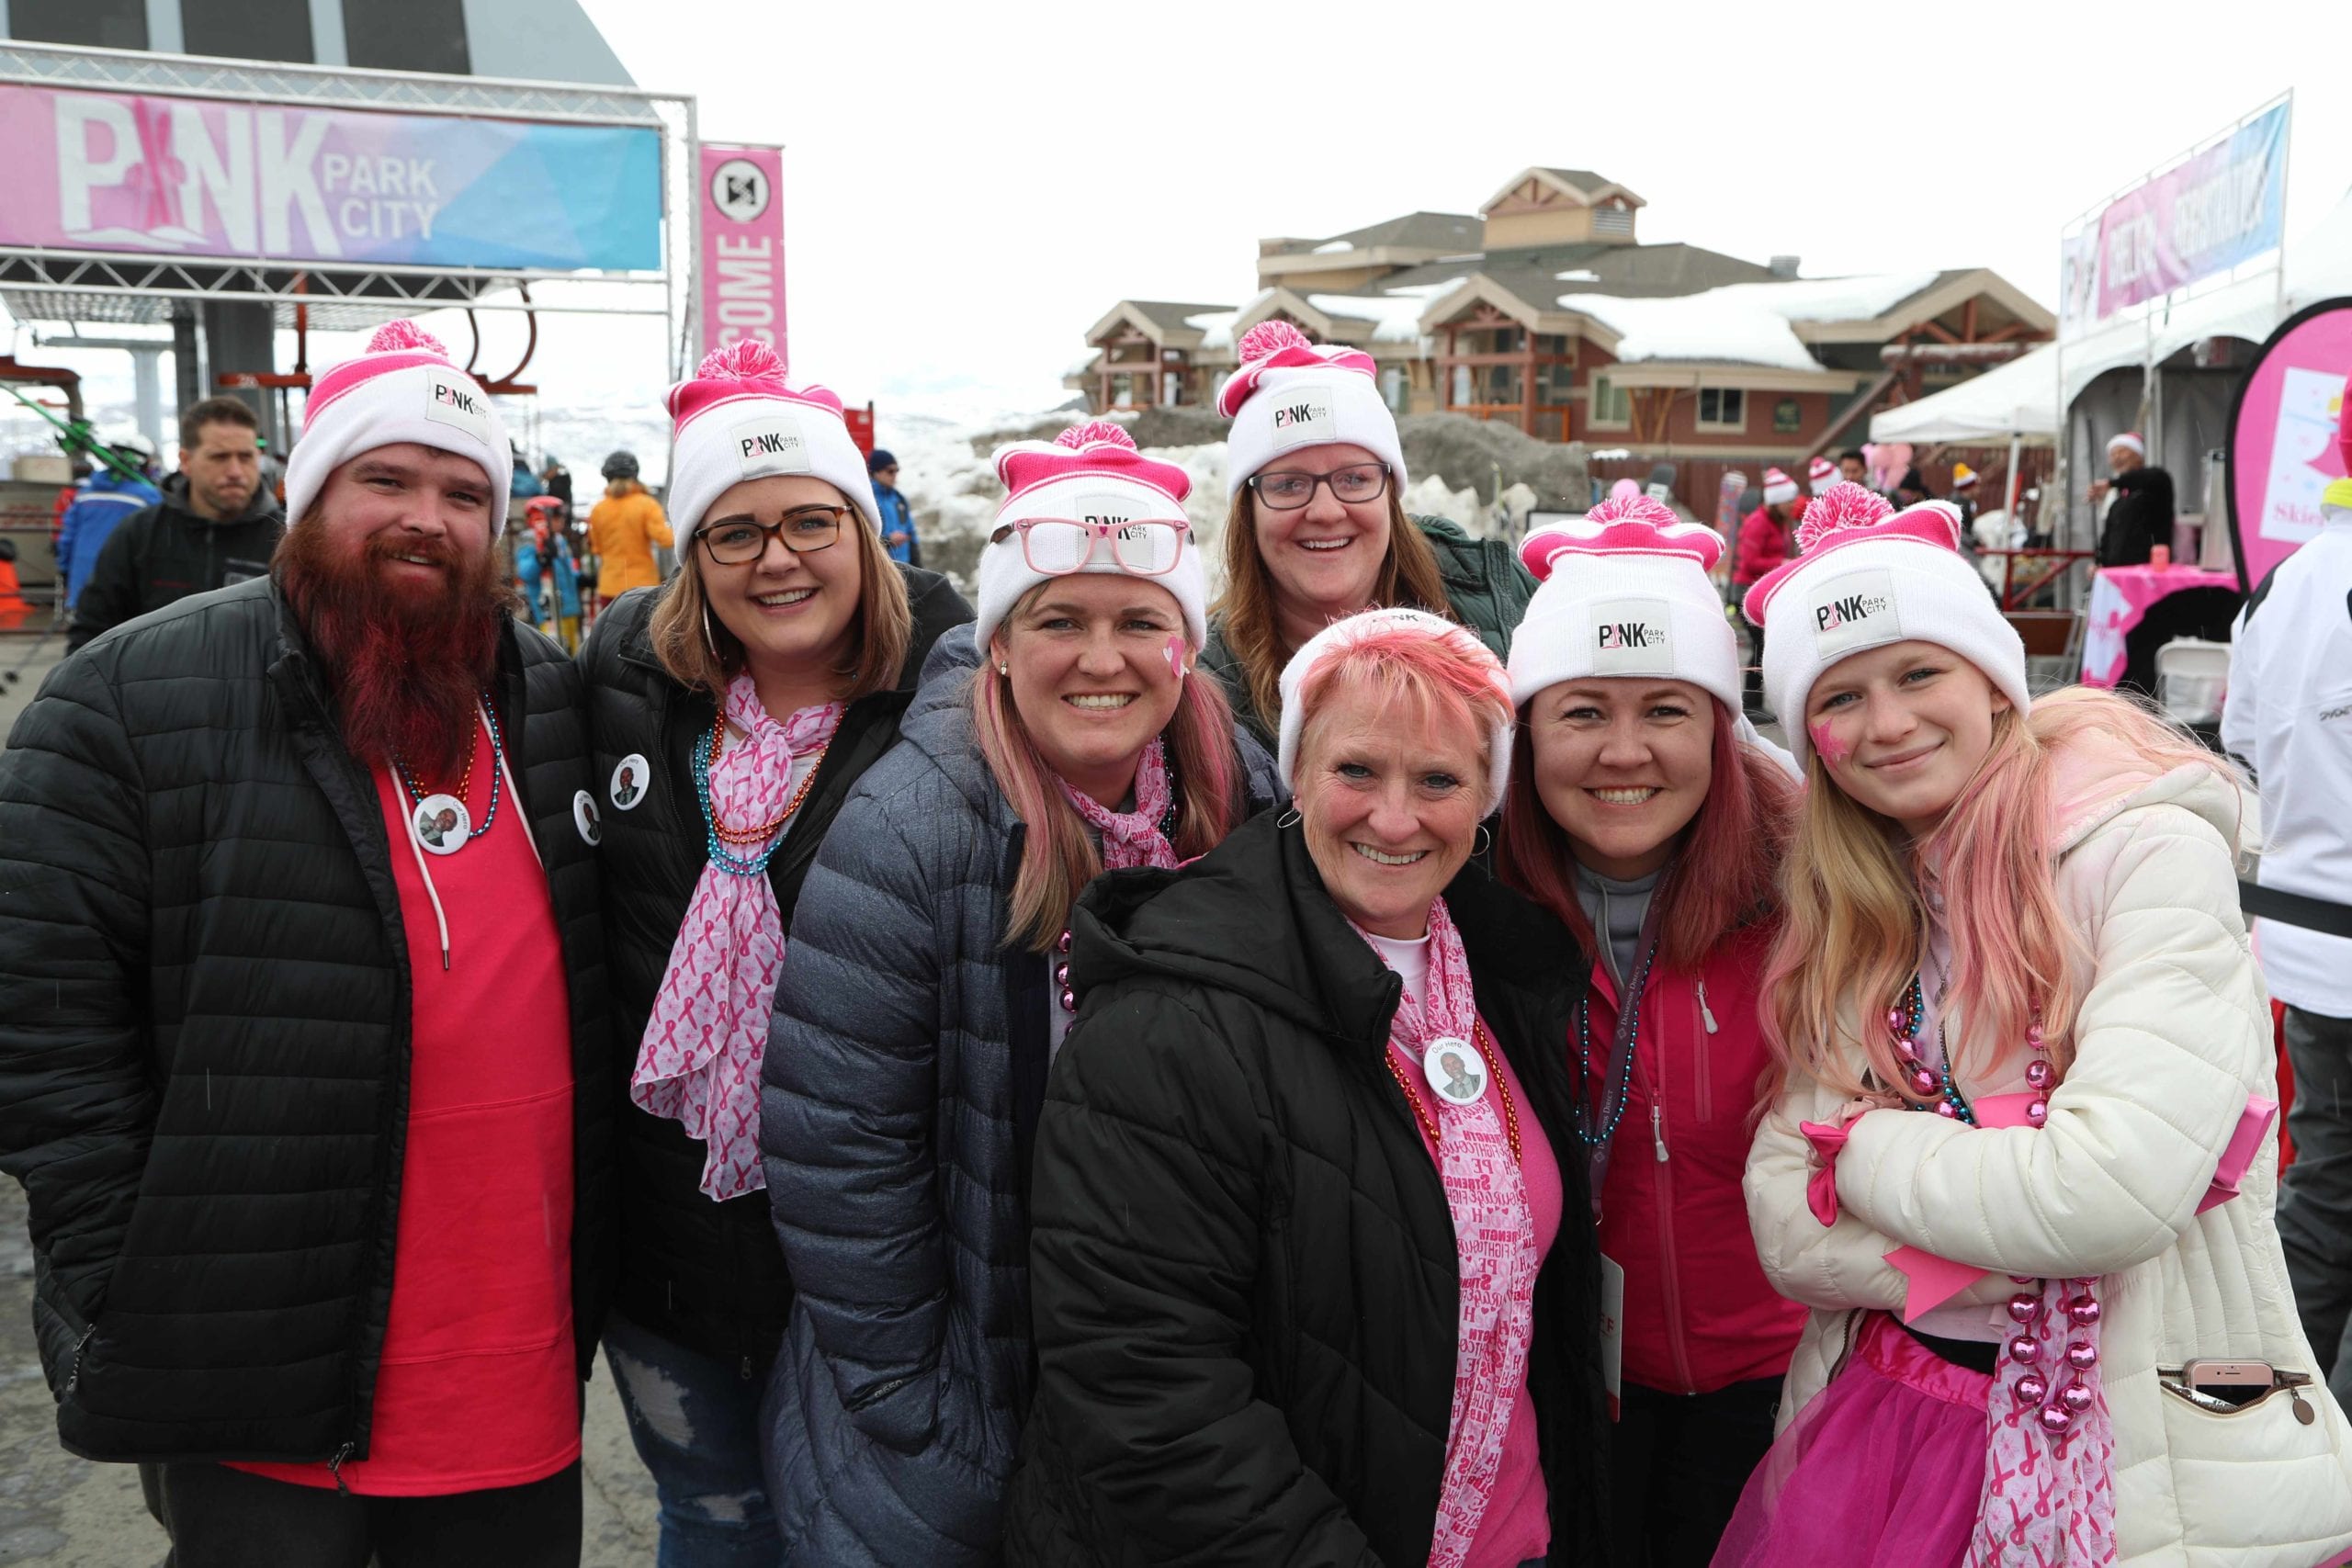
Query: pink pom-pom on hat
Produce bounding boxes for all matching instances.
[1750,491,1953,621]
[1520,500,1724,583]
[1216,320,1381,418]
[1055,419,1134,451]
[1792,479,1895,555]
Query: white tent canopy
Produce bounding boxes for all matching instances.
[1871,343,2061,446]
[1871,184,2352,448]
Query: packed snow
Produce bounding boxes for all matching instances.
[1306,291,1433,346]
[1311,239,1356,254]
[1557,290,1821,372]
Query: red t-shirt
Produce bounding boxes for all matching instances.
[235,716,579,1495]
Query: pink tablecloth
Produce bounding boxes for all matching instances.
[2079,564,2242,687]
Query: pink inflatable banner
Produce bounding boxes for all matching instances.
[0,83,659,271]
[2227,299,2352,592]
[698,143,786,369]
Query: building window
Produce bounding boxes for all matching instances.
[1161,371,1181,406]
[10,0,146,48]
[344,0,471,73]
[1773,398,1802,434]
[1589,374,1631,428]
[1695,387,1746,432]
[1451,365,1472,407]
[184,0,315,62]
[1380,366,1407,413]
[1594,204,1634,237]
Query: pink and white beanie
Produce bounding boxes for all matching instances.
[1276,607,1514,816]
[1509,494,1741,715]
[976,421,1206,652]
[665,341,879,538]
[1744,480,2029,769]
[1760,467,1800,506]
[1217,321,1408,498]
[285,321,511,534]
[1806,455,1838,496]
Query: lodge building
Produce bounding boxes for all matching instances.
[1072,166,2053,499]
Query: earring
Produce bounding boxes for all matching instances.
[998,663,1010,677]
[1474,823,1493,857]
[701,603,720,661]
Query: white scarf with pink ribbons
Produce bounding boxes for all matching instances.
[1370,897,1541,1568]
[633,676,842,1201]
[1057,736,1180,872]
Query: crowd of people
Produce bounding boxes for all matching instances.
[0,311,2349,1568]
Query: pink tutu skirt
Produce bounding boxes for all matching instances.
[1711,1313,1988,1568]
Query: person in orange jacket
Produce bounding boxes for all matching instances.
[588,450,673,603]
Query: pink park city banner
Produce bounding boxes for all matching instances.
[698,143,786,369]
[2226,299,2352,592]
[2088,102,2288,324]
[0,84,661,272]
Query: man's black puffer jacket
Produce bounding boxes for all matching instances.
[1004,809,1610,1567]
[581,566,972,1374]
[0,575,614,1465]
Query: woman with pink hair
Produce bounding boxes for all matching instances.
[1007,608,1608,1567]
[1722,485,2352,1565]
[758,423,1278,1566]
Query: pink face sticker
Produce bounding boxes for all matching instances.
[1166,634,1187,679]
[1810,720,1851,768]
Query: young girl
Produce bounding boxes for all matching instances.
[1495,496,1805,1568]
[1723,483,2352,1566]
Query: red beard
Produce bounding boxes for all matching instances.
[275,518,515,782]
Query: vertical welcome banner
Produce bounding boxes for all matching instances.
[698,143,786,370]
[2224,299,2352,592]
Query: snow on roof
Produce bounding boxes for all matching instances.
[1555,270,1940,369]
[1066,348,1102,377]
[1559,291,1821,371]
[1307,291,1431,344]
[1312,239,1355,254]
[1187,288,1274,352]
[1557,268,1600,282]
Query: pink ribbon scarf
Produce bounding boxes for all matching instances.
[1967,1273,2117,1567]
[1370,897,1540,1568]
[1057,736,1179,872]
[633,676,842,1200]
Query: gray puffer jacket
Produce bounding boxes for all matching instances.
[759,626,1283,1566]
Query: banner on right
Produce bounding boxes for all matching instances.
[2225,297,2352,592]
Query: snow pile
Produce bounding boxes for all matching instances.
[1556,268,1600,282]
[1312,239,1355,254]
[1555,270,1940,370]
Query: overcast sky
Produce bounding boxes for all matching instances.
[9,0,2351,439]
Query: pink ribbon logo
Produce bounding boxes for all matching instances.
[123,98,187,232]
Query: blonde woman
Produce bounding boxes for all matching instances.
[758,423,1280,1565]
[588,448,674,603]
[1723,485,2352,1566]
[1201,321,1533,750]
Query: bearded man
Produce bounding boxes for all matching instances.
[0,322,612,1568]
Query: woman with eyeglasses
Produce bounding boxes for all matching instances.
[1203,321,1538,750]
[578,342,973,1565]
[759,422,1282,1566]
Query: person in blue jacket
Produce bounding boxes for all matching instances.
[54,433,162,609]
[867,447,920,567]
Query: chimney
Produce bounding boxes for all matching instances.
[1768,255,1801,279]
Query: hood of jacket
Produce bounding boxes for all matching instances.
[2045,723,2252,860]
[1069,806,1575,1055]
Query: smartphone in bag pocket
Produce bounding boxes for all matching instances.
[2159,1359,2318,1421]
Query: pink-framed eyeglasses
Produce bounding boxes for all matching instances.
[990,516,1190,577]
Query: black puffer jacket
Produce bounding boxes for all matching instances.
[582,567,972,1372]
[66,473,285,649]
[1005,810,1609,1567]
[0,576,613,1464]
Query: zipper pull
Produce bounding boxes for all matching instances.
[63,1323,96,1394]
[1697,979,1718,1034]
[1651,1103,1668,1162]
[329,1441,356,1495]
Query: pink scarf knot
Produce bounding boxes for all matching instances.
[633,675,842,1200]
[1057,737,1180,872]
[1368,897,1540,1568]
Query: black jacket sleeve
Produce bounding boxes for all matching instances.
[1027,985,1381,1567]
[0,650,158,1389]
[66,515,146,650]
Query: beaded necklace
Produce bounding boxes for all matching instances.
[1571,932,1660,1149]
[694,708,830,879]
[392,699,503,844]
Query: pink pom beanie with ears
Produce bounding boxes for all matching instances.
[1217,321,1408,498]
[975,421,1205,654]
[1508,494,1741,714]
[664,340,879,539]
[1744,480,2029,769]
[285,320,511,534]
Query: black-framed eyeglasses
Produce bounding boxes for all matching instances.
[1247,462,1391,511]
[699,505,850,565]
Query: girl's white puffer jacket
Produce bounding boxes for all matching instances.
[1747,745,2352,1567]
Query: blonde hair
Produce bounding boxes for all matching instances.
[1211,488,1454,738]
[1762,685,2235,1106]
[647,506,910,701]
[605,476,644,501]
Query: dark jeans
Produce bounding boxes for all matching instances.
[1607,1376,1781,1568]
[140,1459,581,1568]
[2277,1006,2352,1410]
[603,1308,780,1568]
[1737,610,1767,713]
